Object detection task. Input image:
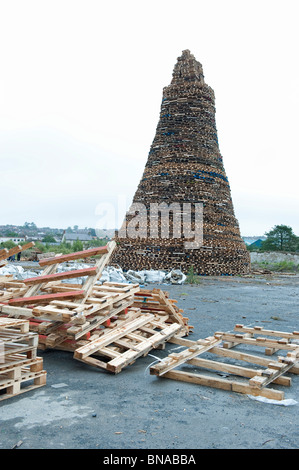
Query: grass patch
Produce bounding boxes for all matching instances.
[252,260,298,273]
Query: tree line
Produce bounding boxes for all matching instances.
[248,225,299,252]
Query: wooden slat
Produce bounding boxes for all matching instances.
[22,267,98,285]
[78,241,116,304]
[8,290,85,306]
[38,246,109,266]
[160,370,285,401]
[187,357,291,387]
[0,242,35,261]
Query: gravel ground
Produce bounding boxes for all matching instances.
[0,273,298,451]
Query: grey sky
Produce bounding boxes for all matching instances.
[0,0,298,236]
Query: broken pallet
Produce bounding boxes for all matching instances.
[150,325,299,401]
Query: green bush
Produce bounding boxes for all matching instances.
[186,265,201,284]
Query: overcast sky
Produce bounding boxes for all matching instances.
[0,0,298,236]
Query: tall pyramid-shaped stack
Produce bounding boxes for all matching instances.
[112,50,251,276]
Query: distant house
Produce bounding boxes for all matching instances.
[249,239,264,248]
[242,236,266,246]
[0,236,26,244]
[62,233,93,244]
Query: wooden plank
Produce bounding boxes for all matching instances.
[0,248,9,258]
[208,345,299,374]
[187,357,291,387]
[38,246,109,266]
[0,242,35,261]
[78,241,116,304]
[160,370,285,401]
[8,290,85,306]
[22,267,98,285]
[74,355,109,370]
[0,304,36,318]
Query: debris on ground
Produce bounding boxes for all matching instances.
[150,324,299,401]
[0,317,47,402]
[0,241,192,400]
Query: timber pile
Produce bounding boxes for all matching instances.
[113,50,250,276]
[150,324,299,401]
[0,242,37,302]
[0,318,46,401]
[132,288,192,336]
[0,241,191,374]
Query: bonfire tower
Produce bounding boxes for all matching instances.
[112,50,251,275]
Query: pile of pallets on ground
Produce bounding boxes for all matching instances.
[0,317,46,401]
[150,324,299,401]
[0,242,36,302]
[0,241,191,396]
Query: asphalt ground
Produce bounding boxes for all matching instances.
[0,273,298,454]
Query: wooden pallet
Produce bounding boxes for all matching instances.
[133,288,192,335]
[74,310,183,373]
[0,319,39,359]
[215,324,299,361]
[3,241,116,307]
[0,318,46,401]
[30,282,141,348]
[0,365,47,401]
[0,245,36,301]
[150,325,299,401]
[0,242,190,371]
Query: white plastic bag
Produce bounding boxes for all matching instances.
[247,395,298,406]
[164,269,186,285]
[124,270,146,284]
[144,270,166,283]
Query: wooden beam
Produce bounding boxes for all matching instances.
[38,246,109,266]
[79,241,116,304]
[8,290,85,306]
[0,242,35,261]
[159,370,285,401]
[0,304,34,318]
[22,267,98,285]
[0,248,9,259]
[187,357,291,387]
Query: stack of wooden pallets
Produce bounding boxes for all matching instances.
[132,288,192,336]
[0,317,46,401]
[0,242,36,301]
[150,324,299,401]
[112,50,251,276]
[0,241,191,374]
